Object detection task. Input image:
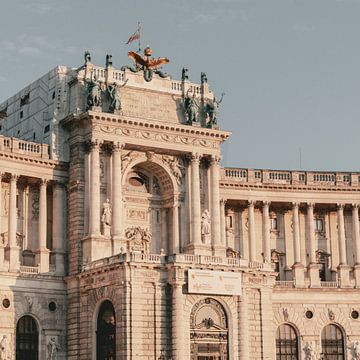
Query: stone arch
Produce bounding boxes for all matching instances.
[275,323,299,359]
[16,314,40,360]
[121,153,179,194]
[189,297,229,360]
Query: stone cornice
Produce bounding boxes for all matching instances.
[62,111,231,151]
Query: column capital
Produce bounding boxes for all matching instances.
[263,201,270,207]
[337,203,345,210]
[84,139,102,153]
[112,142,125,152]
[352,203,360,210]
[307,202,315,209]
[292,202,300,209]
[39,178,48,186]
[210,155,221,165]
[248,200,256,207]
[220,198,227,206]
[10,174,19,182]
[190,152,202,162]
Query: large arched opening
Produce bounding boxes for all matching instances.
[96,300,116,360]
[190,298,229,360]
[321,324,345,359]
[16,315,39,360]
[275,323,299,359]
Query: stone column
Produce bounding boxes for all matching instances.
[292,203,304,286]
[352,204,360,287]
[210,156,222,253]
[52,182,66,274]
[172,199,180,253]
[262,201,271,263]
[0,173,4,269]
[337,203,350,286]
[8,174,20,271]
[112,142,123,253]
[35,179,50,272]
[161,209,168,253]
[248,200,256,262]
[190,153,201,246]
[89,140,101,237]
[238,292,249,359]
[220,199,227,246]
[307,203,320,287]
[172,282,185,359]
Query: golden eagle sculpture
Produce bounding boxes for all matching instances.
[125,46,170,82]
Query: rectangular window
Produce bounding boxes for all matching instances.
[271,218,278,230]
[20,93,30,106]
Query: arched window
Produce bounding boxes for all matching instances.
[96,300,116,360]
[321,324,344,359]
[16,315,39,360]
[276,324,298,359]
[190,298,228,360]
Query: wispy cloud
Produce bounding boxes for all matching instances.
[21,0,69,14]
[292,24,314,34]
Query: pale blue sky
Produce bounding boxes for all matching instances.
[1,0,360,171]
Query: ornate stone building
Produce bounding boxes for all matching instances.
[0,49,360,359]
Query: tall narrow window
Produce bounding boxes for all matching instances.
[276,324,298,359]
[16,315,39,360]
[321,324,344,359]
[97,300,116,360]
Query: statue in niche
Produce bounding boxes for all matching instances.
[0,335,7,360]
[101,199,112,236]
[47,337,60,360]
[204,92,225,128]
[183,92,200,124]
[107,80,128,113]
[201,210,211,243]
[303,342,316,360]
[85,75,102,108]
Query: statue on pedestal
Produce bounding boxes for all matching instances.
[47,337,60,360]
[183,93,200,124]
[107,80,128,113]
[85,76,102,108]
[101,199,112,236]
[201,210,211,244]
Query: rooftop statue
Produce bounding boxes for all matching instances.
[107,80,128,113]
[183,92,200,125]
[85,75,102,108]
[204,92,225,128]
[84,51,91,64]
[124,46,170,82]
[182,67,189,81]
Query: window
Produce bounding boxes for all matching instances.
[20,93,30,106]
[321,324,344,359]
[16,315,39,360]
[97,300,116,360]
[20,111,23,119]
[276,324,298,359]
[44,125,50,133]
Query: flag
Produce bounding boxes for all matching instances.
[126,26,141,45]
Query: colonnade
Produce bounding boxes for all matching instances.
[0,172,66,274]
[230,200,360,285]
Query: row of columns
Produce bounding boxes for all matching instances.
[0,173,66,273]
[241,200,360,267]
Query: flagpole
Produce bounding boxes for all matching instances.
[138,21,141,53]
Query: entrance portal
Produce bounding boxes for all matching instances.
[190,298,228,360]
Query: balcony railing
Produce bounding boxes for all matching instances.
[0,136,49,159]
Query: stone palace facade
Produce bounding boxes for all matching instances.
[0,50,360,360]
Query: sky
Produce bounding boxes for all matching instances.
[1,0,360,171]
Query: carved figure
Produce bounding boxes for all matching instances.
[86,77,102,108]
[328,308,335,320]
[125,226,152,253]
[101,199,112,226]
[201,210,211,236]
[84,51,91,64]
[47,337,60,360]
[182,67,189,81]
[353,341,360,360]
[205,92,225,127]
[127,46,169,82]
[201,72,207,84]
[183,93,199,124]
[107,80,128,113]
[0,335,7,360]
[303,342,315,360]
[162,155,183,184]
